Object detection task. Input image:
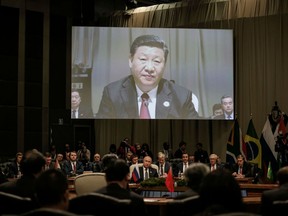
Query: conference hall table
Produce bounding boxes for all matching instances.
[68,177,278,216]
[142,197,262,216]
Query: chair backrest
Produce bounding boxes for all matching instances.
[166,195,202,216]
[74,172,107,195]
[270,200,288,215]
[68,192,131,216]
[21,208,81,216]
[0,191,36,214]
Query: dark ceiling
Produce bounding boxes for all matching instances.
[68,0,182,25]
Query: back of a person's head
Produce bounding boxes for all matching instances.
[199,169,245,214]
[109,144,117,153]
[277,166,288,185]
[21,149,46,176]
[101,153,118,171]
[184,163,210,192]
[35,169,68,207]
[179,141,186,148]
[105,159,129,182]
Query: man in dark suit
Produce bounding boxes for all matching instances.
[0,149,46,200]
[95,158,148,216]
[139,156,158,181]
[155,151,171,177]
[231,154,252,178]
[207,153,224,172]
[71,89,93,118]
[174,153,191,177]
[261,166,288,216]
[96,34,199,119]
[63,151,84,177]
[214,95,234,120]
[8,152,23,178]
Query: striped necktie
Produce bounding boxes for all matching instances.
[144,168,148,180]
[140,93,151,119]
[72,110,76,118]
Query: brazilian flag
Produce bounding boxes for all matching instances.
[245,119,262,169]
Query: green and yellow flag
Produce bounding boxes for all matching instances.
[244,119,262,169]
[267,161,274,181]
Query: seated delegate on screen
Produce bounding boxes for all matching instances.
[96,34,199,119]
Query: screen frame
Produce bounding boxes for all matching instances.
[71,27,234,120]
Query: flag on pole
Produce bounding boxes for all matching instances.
[277,115,287,135]
[267,161,273,181]
[165,167,174,192]
[132,166,140,182]
[260,117,278,181]
[244,119,262,169]
[226,118,247,165]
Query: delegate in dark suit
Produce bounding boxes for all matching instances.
[71,89,93,119]
[63,160,84,177]
[155,161,171,175]
[137,166,158,182]
[96,183,148,216]
[77,106,94,118]
[96,75,199,119]
[95,159,148,216]
[231,161,252,177]
[261,166,288,216]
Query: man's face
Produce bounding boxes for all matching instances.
[132,157,138,164]
[71,91,81,109]
[237,158,244,167]
[182,154,189,163]
[143,156,152,168]
[45,156,52,165]
[158,156,165,164]
[94,154,100,162]
[70,152,77,162]
[129,46,166,92]
[222,97,233,114]
[210,157,217,165]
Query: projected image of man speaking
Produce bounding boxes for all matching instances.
[96,34,199,119]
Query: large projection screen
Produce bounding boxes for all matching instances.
[71,27,234,120]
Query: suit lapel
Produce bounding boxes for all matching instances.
[156,80,172,118]
[121,77,138,118]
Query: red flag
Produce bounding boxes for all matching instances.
[165,167,174,192]
[278,115,286,135]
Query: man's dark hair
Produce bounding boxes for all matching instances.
[35,169,68,206]
[101,153,118,171]
[220,95,233,104]
[130,35,169,62]
[179,141,187,147]
[104,159,129,182]
[20,149,46,176]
